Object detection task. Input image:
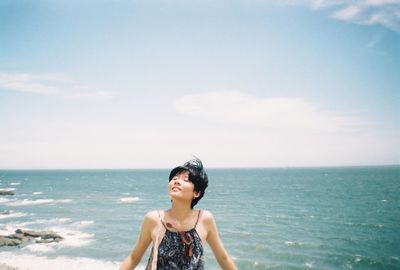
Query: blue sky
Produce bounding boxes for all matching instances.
[0,0,399,169]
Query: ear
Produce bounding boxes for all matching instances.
[193,191,201,199]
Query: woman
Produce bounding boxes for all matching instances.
[120,158,237,270]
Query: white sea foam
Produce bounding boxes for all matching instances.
[6,199,54,206]
[10,182,21,186]
[119,196,140,203]
[2,218,71,230]
[7,220,40,228]
[0,224,24,235]
[0,251,131,270]
[50,227,95,248]
[5,198,73,206]
[72,220,95,227]
[20,232,92,254]
[28,218,72,226]
[0,197,14,204]
[33,192,43,195]
[0,188,16,191]
[57,199,73,203]
[284,241,305,246]
[0,211,27,219]
[23,243,58,253]
[0,217,95,254]
[304,261,314,268]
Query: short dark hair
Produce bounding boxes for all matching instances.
[169,158,208,208]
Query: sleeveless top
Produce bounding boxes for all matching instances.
[145,210,205,270]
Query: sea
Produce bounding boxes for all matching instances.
[0,166,399,270]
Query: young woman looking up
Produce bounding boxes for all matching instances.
[120,158,237,270]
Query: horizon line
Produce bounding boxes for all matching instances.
[0,164,398,171]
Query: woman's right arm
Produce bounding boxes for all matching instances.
[120,212,156,270]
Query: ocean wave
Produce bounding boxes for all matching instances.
[341,254,398,269]
[0,251,131,270]
[0,211,27,219]
[284,241,305,247]
[0,188,16,192]
[0,217,95,253]
[0,225,21,236]
[303,261,315,268]
[50,227,95,249]
[33,192,43,195]
[10,182,21,186]
[0,226,95,254]
[5,199,73,206]
[72,220,95,227]
[0,197,14,204]
[2,218,72,231]
[20,218,72,227]
[22,243,58,253]
[119,197,140,203]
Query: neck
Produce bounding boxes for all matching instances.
[170,200,193,221]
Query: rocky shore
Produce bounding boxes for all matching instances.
[1,189,63,248]
[0,229,63,247]
[0,187,64,250]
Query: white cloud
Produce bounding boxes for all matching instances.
[273,0,400,31]
[365,0,400,6]
[333,4,362,20]
[173,90,365,131]
[0,73,61,95]
[308,0,350,9]
[0,72,115,101]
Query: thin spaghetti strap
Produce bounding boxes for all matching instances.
[158,210,168,229]
[194,210,201,229]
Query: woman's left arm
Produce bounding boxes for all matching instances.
[204,211,238,270]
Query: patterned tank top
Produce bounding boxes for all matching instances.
[145,210,204,270]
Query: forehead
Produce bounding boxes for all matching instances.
[174,170,189,177]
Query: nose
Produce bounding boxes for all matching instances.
[173,177,182,185]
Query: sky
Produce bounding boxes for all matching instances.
[0,0,399,169]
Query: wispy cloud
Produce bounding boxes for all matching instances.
[333,4,362,20]
[331,1,400,31]
[0,72,115,100]
[274,0,400,32]
[0,73,63,95]
[173,90,366,132]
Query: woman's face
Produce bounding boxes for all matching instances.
[168,170,198,202]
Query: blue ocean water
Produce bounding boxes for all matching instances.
[0,166,399,270]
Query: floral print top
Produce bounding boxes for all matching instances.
[146,210,204,270]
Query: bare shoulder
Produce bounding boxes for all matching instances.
[143,210,161,227]
[199,209,216,227]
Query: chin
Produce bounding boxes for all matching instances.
[169,193,179,199]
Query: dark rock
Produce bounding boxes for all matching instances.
[16,229,63,240]
[0,229,63,248]
[35,238,56,244]
[8,233,24,240]
[0,236,21,247]
[0,190,14,196]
